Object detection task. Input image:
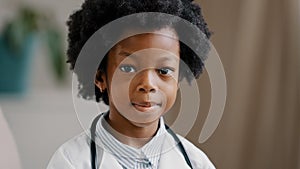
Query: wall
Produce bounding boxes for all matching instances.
[0,0,86,168]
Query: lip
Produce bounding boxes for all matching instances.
[131,101,161,112]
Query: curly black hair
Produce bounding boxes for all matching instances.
[67,0,211,105]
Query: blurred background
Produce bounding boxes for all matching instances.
[0,0,299,169]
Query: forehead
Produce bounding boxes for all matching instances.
[110,28,180,57]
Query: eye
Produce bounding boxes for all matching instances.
[157,67,174,76]
[119,65,136,73]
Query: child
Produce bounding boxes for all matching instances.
[47,0,215,168]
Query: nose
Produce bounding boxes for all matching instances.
[135,69,158,93]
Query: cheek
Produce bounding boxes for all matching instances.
[109,77,131,102]
[107,68,131,103]
[165,83,178,109]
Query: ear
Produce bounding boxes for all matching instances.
[94,70,107,92]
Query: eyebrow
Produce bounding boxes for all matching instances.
[119,51,134,57]
[119,51,178,62]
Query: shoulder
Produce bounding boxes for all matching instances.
[177,135,216,169]
[47,132,91,169]
[60,131,91,152]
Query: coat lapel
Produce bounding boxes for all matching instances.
[98,150,123,169]
[158,134,191,169]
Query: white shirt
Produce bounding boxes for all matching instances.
[47,114,216,169]
[98,113,166,169]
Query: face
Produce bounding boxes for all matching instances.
[96,28,180,127]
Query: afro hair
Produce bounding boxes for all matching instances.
[66,0,211,104]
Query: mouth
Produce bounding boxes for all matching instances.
[131,101,161,112]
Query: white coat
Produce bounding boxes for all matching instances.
[47,130,215,169]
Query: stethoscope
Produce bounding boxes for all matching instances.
[90,113,193,169]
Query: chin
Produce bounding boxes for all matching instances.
[129,118,160,128]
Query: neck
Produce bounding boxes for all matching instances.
[104,112,160,148]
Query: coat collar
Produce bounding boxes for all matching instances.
[97,133,191,169]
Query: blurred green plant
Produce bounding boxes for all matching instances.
[1,6,65,81]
